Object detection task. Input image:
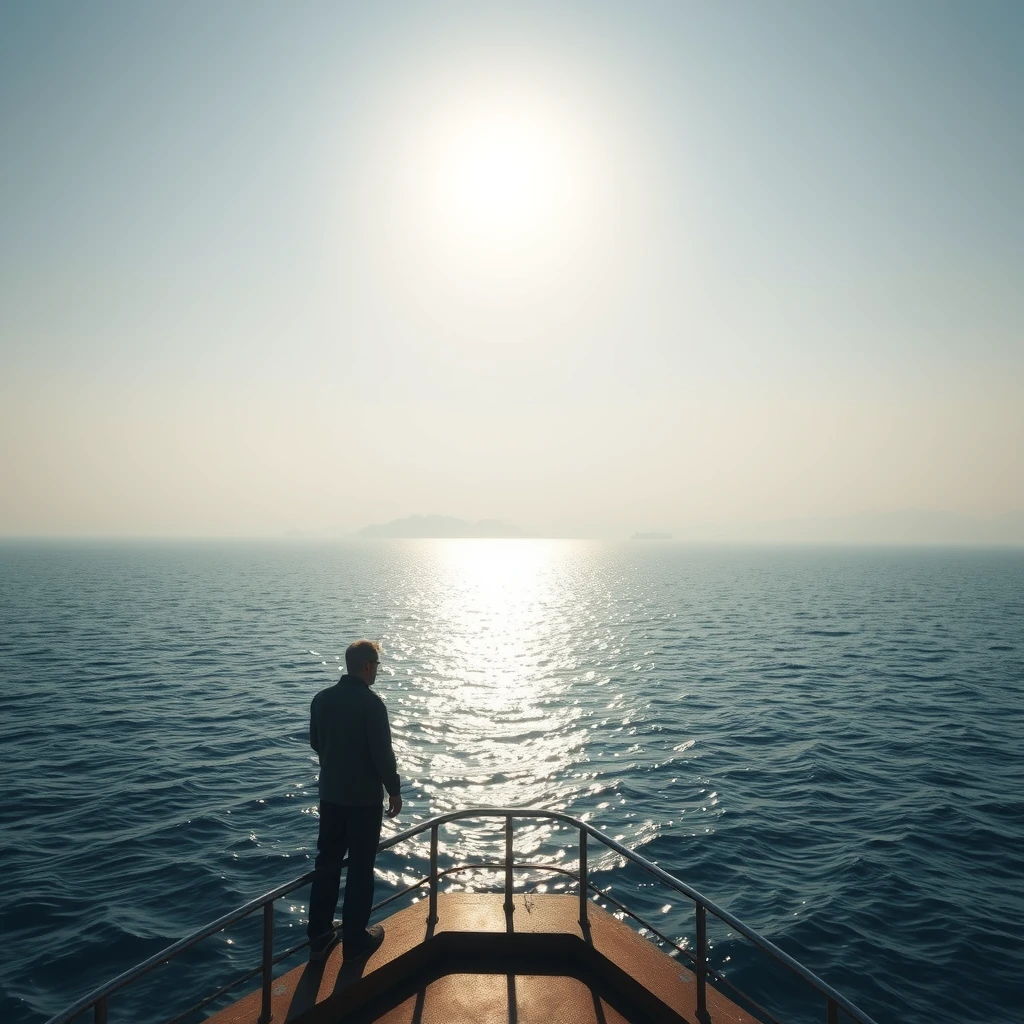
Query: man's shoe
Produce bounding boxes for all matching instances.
[308,928,338,962]
[343,924,384,961]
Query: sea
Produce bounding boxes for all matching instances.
[0,540,1022,1024]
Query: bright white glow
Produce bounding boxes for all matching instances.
[453,128,548,226]
[361,60,619,305]
[429,96,582,252]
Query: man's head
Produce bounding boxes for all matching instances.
[346,639,381,684]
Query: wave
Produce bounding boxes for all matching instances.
[1,542,1022,1023]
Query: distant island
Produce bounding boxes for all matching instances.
[358,514,525,539]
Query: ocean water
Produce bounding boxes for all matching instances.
[0,540,1022,1024]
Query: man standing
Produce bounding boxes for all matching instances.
[307,639,402,961]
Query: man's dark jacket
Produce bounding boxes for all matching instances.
[309,675,401,806]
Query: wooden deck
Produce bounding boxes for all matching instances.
[207,893,762,1024]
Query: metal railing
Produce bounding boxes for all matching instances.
[47,807,880,1024]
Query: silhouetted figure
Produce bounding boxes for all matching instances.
[307,640,402,961]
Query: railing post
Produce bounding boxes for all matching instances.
[94,997,107,1024]
[504,814,514,913]
[827,997,839,1024]
[695,902,708,1022]
[578,828,588,926]
[257,901,274,1024]
[428,824,439,924]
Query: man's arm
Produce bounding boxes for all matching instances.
[367,697,401,815]
[309,698,319,754]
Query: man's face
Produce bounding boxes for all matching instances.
[365,657,380,685]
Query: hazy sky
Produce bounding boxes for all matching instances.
[1,1,1021,538]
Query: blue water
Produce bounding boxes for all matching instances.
[1,541,1022,1024]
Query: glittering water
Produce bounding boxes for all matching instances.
[1,541,1022,1024]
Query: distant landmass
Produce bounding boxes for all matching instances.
[683,509,1024,546]
[345,508,1024,544]
[358,514,524,539]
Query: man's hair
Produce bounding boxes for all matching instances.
[345,639,381,674]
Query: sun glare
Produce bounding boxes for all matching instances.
[436,102,577,246]
[368,62,614,299]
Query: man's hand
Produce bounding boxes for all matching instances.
[387,793,403,818]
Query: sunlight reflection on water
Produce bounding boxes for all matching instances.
[308,540,721,894]
[377,540,603,877]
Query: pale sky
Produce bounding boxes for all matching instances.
[1,1,1022,539]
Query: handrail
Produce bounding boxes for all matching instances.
[47,806,880,1024]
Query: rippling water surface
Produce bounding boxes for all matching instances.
[1,541,1022,1024]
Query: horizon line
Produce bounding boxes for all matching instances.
[2,533,1024,549]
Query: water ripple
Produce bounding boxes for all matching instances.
[1,541,1022,1024]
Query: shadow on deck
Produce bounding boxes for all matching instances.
[207,893,760,1024]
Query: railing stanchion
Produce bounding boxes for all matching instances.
[94,997,107,1024]
[257,901,274,1024]
[428,824,439,924]
[578,828,589,927]
[696,902,708,1022]
[504,815,514,913]
[828,997,839,1024]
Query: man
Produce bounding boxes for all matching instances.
[307,639,402,961]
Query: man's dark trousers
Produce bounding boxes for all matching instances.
[307,802,383,948]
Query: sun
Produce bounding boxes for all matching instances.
[375,68,608,295]
[348,53,629,312]
[437,104,574,246]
